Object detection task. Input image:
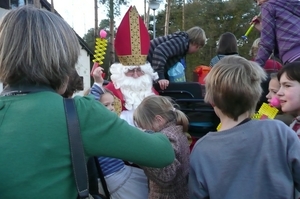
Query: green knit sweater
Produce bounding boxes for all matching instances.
[0,91,175,198]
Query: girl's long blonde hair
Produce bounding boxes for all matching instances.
[133,95,189,132]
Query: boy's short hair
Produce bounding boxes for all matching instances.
[204,55,267,120]
[186,26,206,47]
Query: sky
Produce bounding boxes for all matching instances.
[47,0,165,37]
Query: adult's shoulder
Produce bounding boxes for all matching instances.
[72,94,106,114]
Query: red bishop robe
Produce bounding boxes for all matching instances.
[105,82,158,111]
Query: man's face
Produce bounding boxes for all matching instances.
[125,67,144,79]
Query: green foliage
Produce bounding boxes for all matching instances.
[99,19,110,30]
[82,28,96,52]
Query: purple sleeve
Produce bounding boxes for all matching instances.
[255,4,276,67]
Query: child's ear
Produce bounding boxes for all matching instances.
[154,115,164,123]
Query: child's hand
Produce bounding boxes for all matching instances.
[158,79,169,90]
[93,67,104,85]
[251,15,262,31]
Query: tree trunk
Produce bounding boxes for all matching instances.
[94,0,98,38]
[146,2,150,29]
[144,0,147,25]
[109,0,115,64]
[164,0,171,35]
[182,0,185,30]
[33,0,40,8]
[50,0,54,12]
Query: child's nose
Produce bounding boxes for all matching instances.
[277,87,283,96]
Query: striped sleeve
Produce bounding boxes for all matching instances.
[151,36,188,80]
[90,83,104,100]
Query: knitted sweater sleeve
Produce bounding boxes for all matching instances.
[141,129,182,185]
[75,96,175,168]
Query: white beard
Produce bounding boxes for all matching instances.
[110,63,158,110]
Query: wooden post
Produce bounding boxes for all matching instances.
[144,0,147,24]
[182,0,185,30]
[164,0,171,36]
[109,0,115,64]
[146,2,150,29]
[94,0,98,38]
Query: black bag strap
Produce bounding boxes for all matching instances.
[87,158,110,199]
[64,98,89,198]
[93,157,111,198]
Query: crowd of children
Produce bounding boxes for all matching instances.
[3,1,300,198]
[190,56,300,199]
[82,57,300,199]
[83,0,300,197]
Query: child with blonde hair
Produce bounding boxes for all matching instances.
[133,95,190,199]
[189,55,300,199]
[147,26,206,90]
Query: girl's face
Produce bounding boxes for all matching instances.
[266,78,280,107]
[277,72,300,115]
[100,93,115,112]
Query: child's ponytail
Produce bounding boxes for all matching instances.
[173,108,189,132]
